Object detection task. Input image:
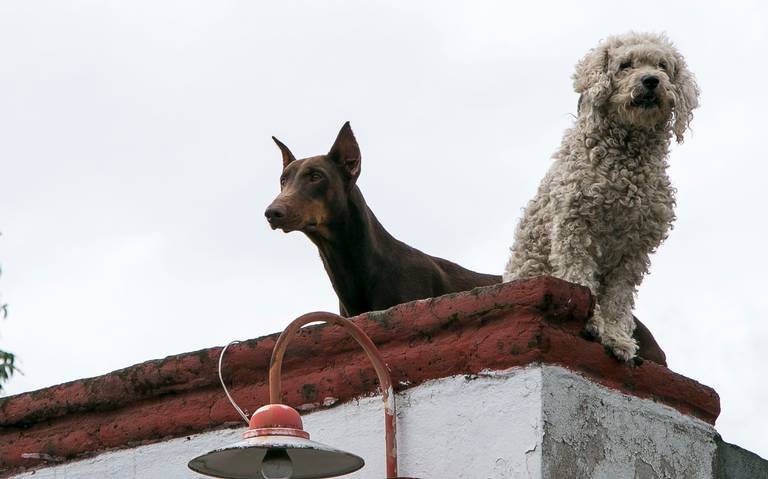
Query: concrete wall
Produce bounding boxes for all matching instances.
[1,279,725,477]
[10,365,732,479]
[714,438,768,479]
[11,366,544,479]
[541,366,717,479]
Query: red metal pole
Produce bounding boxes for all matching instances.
[268,312,399,478]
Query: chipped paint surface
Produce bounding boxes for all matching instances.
[10,366,545,479]
[541,366,717,479]
[0,278,723,476]
[6,365,726,479]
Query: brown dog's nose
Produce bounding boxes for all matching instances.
[642,75,659,89]
[265,205,286,222]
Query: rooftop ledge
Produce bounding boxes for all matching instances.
[0,276,720,475]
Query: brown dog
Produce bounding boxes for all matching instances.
[265,122,667,365]
[265,122,500,316]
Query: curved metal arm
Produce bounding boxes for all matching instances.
[269,311,398,478]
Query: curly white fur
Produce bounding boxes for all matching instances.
[503,32,699,361]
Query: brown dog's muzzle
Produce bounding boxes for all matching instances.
[264,202,286,229]
[265,195,318,232]
[264,198,305,232]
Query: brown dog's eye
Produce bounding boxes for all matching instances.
[619,60,632,70]
[279,177,286,187]
[309,172,323,182]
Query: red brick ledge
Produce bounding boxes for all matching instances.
[0,276,720,475]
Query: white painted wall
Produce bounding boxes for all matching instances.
[11,366,719,479]
[541,367,717,479]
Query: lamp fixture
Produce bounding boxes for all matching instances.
[188,311,414,478]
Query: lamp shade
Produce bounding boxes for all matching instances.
[188,435,365,479]
[188,404,364,479]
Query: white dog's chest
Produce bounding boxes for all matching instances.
[569,160,675,258]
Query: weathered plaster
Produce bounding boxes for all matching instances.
[713,437,768,479]
[8,365,763,479]
[1,278,721,476]
[541,365,718,479]
[10,366,544,479]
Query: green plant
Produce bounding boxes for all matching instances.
[0,231,18,393]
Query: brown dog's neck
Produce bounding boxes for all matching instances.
[305,186,390,247]
[304,187,396,309]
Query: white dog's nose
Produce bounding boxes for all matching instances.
[642,75,660,89]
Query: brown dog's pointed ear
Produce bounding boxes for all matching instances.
[328,121,361,182]
[272,136,297,169]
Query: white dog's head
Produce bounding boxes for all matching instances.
[573,32,699,142]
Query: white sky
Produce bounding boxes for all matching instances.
[1,0,767,460]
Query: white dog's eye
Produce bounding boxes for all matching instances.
[659,61,668,70]
[620,60,632,70]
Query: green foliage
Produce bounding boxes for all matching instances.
[0,231,17,393]
[0,350,17,391]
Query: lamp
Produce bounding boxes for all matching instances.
[188,311,413,478]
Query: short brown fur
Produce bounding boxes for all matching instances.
[265,122,500,316]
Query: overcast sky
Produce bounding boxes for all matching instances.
[1,0,767,460]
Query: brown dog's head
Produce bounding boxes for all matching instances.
[265,122,361,237]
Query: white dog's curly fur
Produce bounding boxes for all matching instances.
[503,32,699,361]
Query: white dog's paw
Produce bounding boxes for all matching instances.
[602,333,639,363]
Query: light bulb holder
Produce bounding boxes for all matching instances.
[244,404,310,440]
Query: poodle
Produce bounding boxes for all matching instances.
[503,32,699,361]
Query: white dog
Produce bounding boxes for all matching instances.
[503,32,699,361]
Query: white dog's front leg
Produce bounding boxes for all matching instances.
[597,281,639,361]
[598,253,647,361]
[549,216,604,337]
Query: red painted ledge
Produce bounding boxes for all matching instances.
[0,276,720,475]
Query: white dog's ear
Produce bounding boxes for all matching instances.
[671,54,700,143]
[573,45,612,121]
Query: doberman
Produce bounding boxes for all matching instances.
[265,122,666,366]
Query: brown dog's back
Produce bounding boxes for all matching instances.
[266,122,666,365]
